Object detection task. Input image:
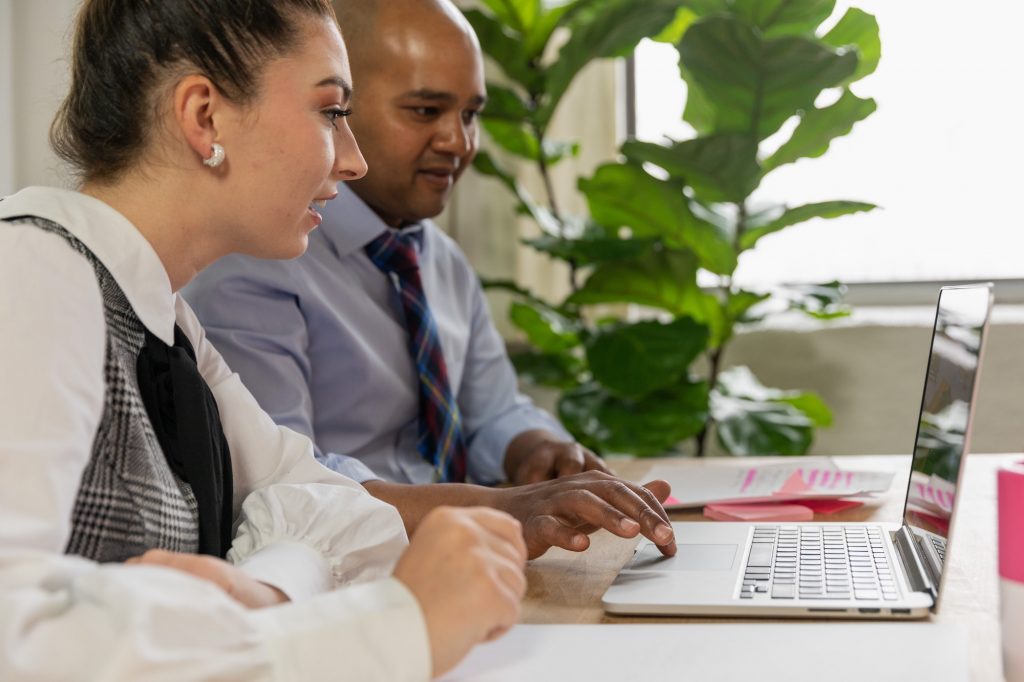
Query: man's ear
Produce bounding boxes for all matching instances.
[173,75,225,166]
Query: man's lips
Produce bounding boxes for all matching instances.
[418,167,457,189]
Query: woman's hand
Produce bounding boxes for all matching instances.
[126,549,290,609]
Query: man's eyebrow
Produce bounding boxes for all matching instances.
[401,89,488,107]
[315,76,353,100]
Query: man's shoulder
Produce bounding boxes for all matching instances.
[185,249,312,307]
[421,220,474,272]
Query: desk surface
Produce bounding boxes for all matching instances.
[521,453,1016,681]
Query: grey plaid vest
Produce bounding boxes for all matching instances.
[5,216,200,561]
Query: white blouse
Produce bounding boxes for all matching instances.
[0,187,431,680]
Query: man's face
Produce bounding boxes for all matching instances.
[346,24,485,227]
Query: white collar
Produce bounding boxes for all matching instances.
[0,186,177,344]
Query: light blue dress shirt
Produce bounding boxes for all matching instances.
[184,185,568,484]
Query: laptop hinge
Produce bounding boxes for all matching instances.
[893,526,937,601]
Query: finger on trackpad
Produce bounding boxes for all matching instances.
[630,543,737,571]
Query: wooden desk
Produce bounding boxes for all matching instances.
[522,454,1017,681]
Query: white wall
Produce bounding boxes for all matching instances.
[0,0,14,195]
[2,0,79,195]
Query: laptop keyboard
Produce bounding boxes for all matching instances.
[740,525,900,601]
[930,535,946,565]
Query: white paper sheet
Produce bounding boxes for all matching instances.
[440,623,968,682]
[645,457,895,508]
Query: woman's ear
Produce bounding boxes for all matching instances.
[173,75,225,167]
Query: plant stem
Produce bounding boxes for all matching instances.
[530,118,579,293]
[695,201,747,457]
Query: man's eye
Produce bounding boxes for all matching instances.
[463,110,481,123]
[413,107,440,117]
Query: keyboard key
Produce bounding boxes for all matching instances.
[772,584,796,598]
[855,590,880,600]
[747,543,774,567]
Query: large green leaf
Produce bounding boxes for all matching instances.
[763,89,876,172]
[775,281,851,320]
[651,6,699,44]
[569,250,725,345]
[522,0,596,59]
[538,0,681,126]
[482,119,540,159]
[623,134,761,203]
[680,64,716,135]
[712,393,815,455]
[523,221,655,266]
[586,318,709,398]
[463,9,538,91]
[739,200,875,250]
[678,15,858,139]
[509,300,580,353]
[686,0,732,15]
[726,289,771,325]
[579,163,683,238]
[559,381,709,456]
[479,0,541,35]
[711,365,831,455]
[822,8,880,84]
[510,349,583,390]
[579,163,737,274]
[733,0,836,38]
[482,83,532,121]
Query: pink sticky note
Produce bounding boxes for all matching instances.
[798,498,864,515]
[704,502,814,522]
[664,495,682,507]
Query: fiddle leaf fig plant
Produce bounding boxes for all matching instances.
[466,0,880,456]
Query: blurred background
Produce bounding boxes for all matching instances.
[2,0,1022,456]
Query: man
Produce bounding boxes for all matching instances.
[185,0,676,559]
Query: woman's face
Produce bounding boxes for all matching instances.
[217,15,367,259]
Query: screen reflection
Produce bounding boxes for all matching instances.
[903,285,991,578]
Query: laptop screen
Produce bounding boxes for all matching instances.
[901,284,992,583]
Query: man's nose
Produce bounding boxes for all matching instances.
[434,116,473,156]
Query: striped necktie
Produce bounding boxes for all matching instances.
[365,229,468,482]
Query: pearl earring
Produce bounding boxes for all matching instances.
[203,143,225,168]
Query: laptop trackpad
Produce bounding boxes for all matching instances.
[630,543,737,571]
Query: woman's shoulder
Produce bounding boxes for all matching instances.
[0,216,102,293]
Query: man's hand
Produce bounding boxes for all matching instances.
[504,430,611,485]
[393,506,527,678]
[493,472,677,560]
[126,549,290,609]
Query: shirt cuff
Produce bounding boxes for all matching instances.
[255,577,432,682]
[236,539,334,602]
[468,403,571,485]
[317,451,383,484]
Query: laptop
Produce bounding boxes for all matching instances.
[602,283,993,619]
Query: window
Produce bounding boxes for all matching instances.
[633,0,1024,288]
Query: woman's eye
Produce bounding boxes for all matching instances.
[324,108,353,129]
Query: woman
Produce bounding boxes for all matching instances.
[0,1,526,679]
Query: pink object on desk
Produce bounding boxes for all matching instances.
[798,498,864,515]
[999,462,1024,583]
[664,495,682,507]
[704,503,813,522]
[998,460,1024,682]
[702,498,863,522]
